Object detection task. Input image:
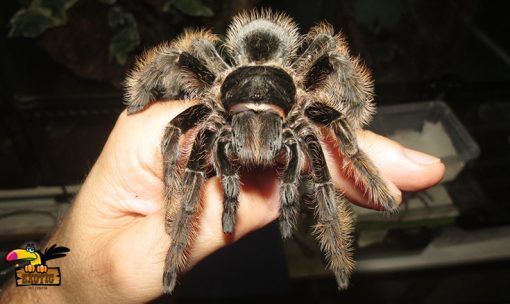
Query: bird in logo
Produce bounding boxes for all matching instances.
[5,244,70,273]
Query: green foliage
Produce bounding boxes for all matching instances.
[8,0,214,66]
[163,0,214,17]
[9,0,78,38]
[108,6,140,65]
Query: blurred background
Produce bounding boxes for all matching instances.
[0,0,509,303]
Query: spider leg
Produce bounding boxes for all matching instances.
[162,104,212,233]
[305,103,399,212]
[125,41,221,114]
[279,129,302,238]
[296,122,354,290]
[213,128,240,234]
[292,32,335,71]
[125,47,182,114]
[163,126,217,294]
[298,173,315,215]
[187,38,229,75]
[333,117,399,211]
[295,23,374,129]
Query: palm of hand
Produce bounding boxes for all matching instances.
[61,101,442,302]
[76,102,282,301]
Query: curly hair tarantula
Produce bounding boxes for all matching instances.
[124,10,399,294]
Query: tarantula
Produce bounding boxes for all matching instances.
[124,10,399,294]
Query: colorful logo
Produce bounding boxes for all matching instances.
[4,243,70,286]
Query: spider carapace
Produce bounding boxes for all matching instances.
[124,9,400,294]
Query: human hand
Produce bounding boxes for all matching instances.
[1,101,444,303]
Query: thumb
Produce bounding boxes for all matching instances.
[321,129,445,209]
[357,130,445,191]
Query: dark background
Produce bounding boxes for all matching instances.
[1,0,509,303]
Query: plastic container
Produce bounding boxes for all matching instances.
[369,100,480,182]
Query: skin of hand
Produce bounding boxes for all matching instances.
[0,101,444,303]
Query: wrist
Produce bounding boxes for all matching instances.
[0,209,95,303]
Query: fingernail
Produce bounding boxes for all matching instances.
[403,148,441,165]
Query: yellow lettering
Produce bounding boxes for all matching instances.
[22,274,30,284]
[46,274,54,284]
[17,268,60,285]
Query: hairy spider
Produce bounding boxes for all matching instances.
[124,9,399,294]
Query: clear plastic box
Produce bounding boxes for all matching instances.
[369,100,480,182]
